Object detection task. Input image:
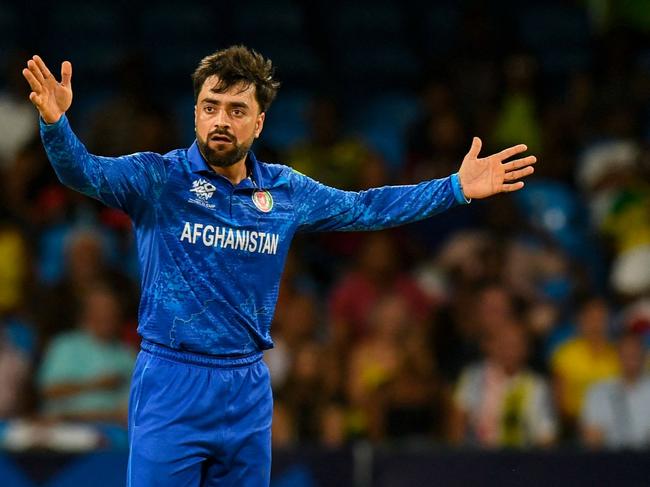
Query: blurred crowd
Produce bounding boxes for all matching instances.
[1,0,650,453]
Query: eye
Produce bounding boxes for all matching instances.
[204,105,214,113]
[232,109,244,117]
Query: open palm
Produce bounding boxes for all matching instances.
[458,137,536,199]
[22,55,73,124]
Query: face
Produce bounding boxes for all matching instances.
[485,323,528,374]
[194,75,265,168]
[619,335,646,380]
[82,289,122,342]
[578,299,609,341]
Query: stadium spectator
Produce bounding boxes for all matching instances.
[450,321,556,448]
[492,54,542,154]
[286,96,386,190]
[0,221,29,316]
[404,77,467,183]
[581,332,650,449]
[329,233,432,346]
[0,323,30,418]
[551,297,619,437]
[3,133,65,227]
[37,284,135,424]
[86,53,179,156]
[432,280,516,383]
[2,0,650,460]
[347,294,443,441]
[280,341,329,442]
[37,228,137,346]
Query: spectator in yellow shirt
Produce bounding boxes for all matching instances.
[551,297,619,437]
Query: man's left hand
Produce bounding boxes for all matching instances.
[458,137,536,199]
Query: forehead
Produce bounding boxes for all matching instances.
[197,75,258,107]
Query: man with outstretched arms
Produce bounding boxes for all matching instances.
[23,46,535,486]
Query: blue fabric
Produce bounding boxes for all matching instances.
[127,343,272,486]
[41,115,467,356]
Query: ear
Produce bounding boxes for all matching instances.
[254,112,266,139]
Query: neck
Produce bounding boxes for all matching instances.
[209,156,248,185]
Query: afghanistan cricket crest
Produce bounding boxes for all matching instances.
[252,190,273,213]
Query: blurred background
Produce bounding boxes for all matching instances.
[1,0,650,485]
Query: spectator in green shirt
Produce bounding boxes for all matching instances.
[38,283,135,424]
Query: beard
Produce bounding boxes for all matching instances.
[196,129,254,168]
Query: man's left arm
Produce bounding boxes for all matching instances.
[289,137,536,232]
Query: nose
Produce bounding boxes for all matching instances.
[213,107,230,129]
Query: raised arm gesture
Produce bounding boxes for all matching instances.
[22,55,73,124]
[458,137,536,199]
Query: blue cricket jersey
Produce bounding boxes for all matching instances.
[41,115,469,356]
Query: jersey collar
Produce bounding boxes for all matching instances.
[187,141,266,189]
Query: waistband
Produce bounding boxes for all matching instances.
[140,340,263,368]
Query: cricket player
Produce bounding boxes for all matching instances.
[23,46,535,486]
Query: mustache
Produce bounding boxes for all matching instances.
[208,129,235,142]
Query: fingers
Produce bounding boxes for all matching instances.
[504,165,534,182]
[28,92,42,106]
[497,144,528,161]
[503,155,537,171]
[22,67,43,93]
[27,59,45,84]
[467,137,482,159]
[502,181,525,192]
[33,55,54,81]
[61,61,72,88]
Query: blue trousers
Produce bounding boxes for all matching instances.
[127,341,272,486]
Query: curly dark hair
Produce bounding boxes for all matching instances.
[191,45,280,113]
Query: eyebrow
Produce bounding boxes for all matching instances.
[201,98,250,109]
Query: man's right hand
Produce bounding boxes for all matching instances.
[22,55,73,124]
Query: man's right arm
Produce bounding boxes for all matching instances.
[41,114,167,213]
[23,55,166,214]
